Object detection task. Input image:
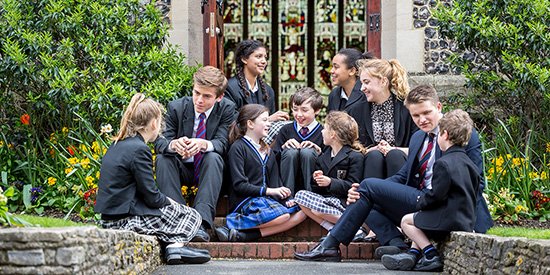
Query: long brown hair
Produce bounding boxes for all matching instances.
[357,58,410,100]
[324,111,367,154]
[229,104,270,151]
[113,93,164,142]
[235,39,269,102]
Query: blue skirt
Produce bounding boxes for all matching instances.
[226,196,300,230]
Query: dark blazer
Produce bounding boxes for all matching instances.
[348,95,418,147]
[225,77,276,114]
[95,135,170,218]
[154,96,237,156]
[312,146,364,206]
[228,138,284,211]
[327,80,366,113]
[415,146,479,232]
[273,121,324,154]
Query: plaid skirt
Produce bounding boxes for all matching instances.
[294,190,346,216]
[99,203,201,244]
[226,196,300,230]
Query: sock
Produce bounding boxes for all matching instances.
[422,244,439,260]
[166,243,184,248]
[407,248,422,262]
[237,229,261,241]
[320,220,334,230]
[320,233,340,249]
[388,237,408,249]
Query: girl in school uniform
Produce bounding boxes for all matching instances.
[95,93,210,265]
[214,104,306,242]
[294,111,367,239]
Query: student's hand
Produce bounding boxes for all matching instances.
[300,141,321,154]
[185,138,206,156]
[347,183,361,205]
[312,170,323,179]
[267,187,292,199]
[315,175,331,187]
[170,137,190,157]
[269,111,290,122]
[282,138,301,149]
[286,199,296,207]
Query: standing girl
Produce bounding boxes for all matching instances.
[294,111,366,238]
[214,104,305,242]
[95,93,210,265]
[225,39,289,144]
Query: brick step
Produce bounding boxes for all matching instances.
[189,242,378,260]
[212,217,328,241]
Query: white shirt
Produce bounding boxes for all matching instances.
[243,135,267,159]
[181,106,215,163]
[245,78,259,94]
[299,120,319,133]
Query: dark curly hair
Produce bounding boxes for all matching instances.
[234,39,269,102]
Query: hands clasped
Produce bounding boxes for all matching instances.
[170,137,206,159]
[282,138,321,154]
[346,183,361,205]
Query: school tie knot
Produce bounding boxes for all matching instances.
[300,126,309,137]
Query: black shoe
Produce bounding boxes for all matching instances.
[294,243,341,262]
[191,225,210,242]
[186,246,210,255]
[414,255,443,271]
[381,252,417,271]
[214,226,239,242]
[165,246,211,264]
[351,229,367,242]
[374,245,408,259]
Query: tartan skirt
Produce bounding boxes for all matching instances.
[99,203,201,244]
[294,190,346,216]
[226,196,300,230]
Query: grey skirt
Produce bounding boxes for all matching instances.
[294,190,346,216]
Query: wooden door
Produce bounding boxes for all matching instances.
[202,0,225,69]
[367,0,381,58]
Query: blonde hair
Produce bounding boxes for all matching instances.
[193,66,228,97]
[229,104,270,151]
[325,111,367,154]
[439,109,473,147]
[114,93,165,142]
[357,58,410,100]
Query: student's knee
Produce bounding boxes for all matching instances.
[365,150,384,163]
[385,149,407,164]
[282,148,300,160]
[155,154,177,168]
[201,152,224,168]
[401,213,414,227]
[299,147,318,160]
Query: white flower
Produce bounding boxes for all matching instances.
[100,124,113,134]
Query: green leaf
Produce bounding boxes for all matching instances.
[22,184,31,209]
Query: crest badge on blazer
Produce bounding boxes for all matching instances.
[337,170,348,179]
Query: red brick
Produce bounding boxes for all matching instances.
[257,243,270,258]
[347,243,361,259]
[339,244,348,258]
[243,243,257,259]
[295,242,309,254]
[218,243,232,258]
[361,243,376,259]
[231,243,245,258]
[269,242,283,259]
[282,243,296,258]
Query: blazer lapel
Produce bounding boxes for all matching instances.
[393,96,403,142]
[345,81,364,108]
[182,99,195,138]
[318,150,332,173]
[328,146,351,172]
[365,103,374,143]
[206,102,221,139]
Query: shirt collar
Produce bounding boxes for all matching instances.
[243,135,262,151]
[340,88,349,100]
[195,106,214,120]
[300,120,319,131]
[245,78,259,94]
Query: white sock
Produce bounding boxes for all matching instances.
[166,243,185,248]
[320,220,334,230]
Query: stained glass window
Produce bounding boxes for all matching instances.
[223,0,243,78]
[249,0,272,84]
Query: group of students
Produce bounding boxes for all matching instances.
[94,39,493,271]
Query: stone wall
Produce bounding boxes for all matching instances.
[441,232,550,274]
[0,227,161,275]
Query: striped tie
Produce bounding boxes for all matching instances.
[418,133,435,190]
[300,127,309,137]
[193,113,206,186]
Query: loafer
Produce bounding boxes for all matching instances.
[351,229,367,242]
[165,246,211,264]
[214,226,239,242]
[414,255,443,271]
[381,252,417,271]
[186,246,210,255]
[191,225,210,242]
[294,243,341,262]
[374,245,408,259]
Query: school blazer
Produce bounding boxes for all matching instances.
[311,146,364,206]
[414,146,479,232]
[228,138,283,211]
[154,96,237,156]
[225,77,276,114]
[348,95,418,147]
[327,80,366,113]
[95,135,170,217]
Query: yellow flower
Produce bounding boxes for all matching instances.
[512,158,524,167]
[78,190,84,197]
[7,143,13,149]
[92,154,100,160]
[96,171,101,179]
[47,177,57,186]
[191,186,198,195]
[80,158,90,169]
[62,127,69,135]
[68,157,79,165]
[541,171,547,180]
[181,185,188,195]
[529,172,539,179]
[0,140,4,147]
[49,132,56,143]
[547,142,550,153]
[492,156,504,167]
[79,144,89,153]
[515,204,526,213]
[92,141,101,154]
[85,176,95,188]
[65,167,74,175]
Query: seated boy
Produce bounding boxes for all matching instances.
[381,109,480,272]
[274,87,324,194]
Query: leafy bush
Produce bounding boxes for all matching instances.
[434,0,550,153]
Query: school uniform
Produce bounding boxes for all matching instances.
[294,146,364,216]
[327,80,366,114]
[273,121,324,194]
[225,77,276,114]
[154,96,237,229]
[414,145,479,237]
[226,137,298,230]
[95,134,201,244]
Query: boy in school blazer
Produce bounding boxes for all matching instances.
[273,87,325,194]
[155,66,237,242]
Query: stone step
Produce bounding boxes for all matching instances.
[188,242,378,260]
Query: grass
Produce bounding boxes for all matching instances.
[488,226,550,239]
[14,214,89,227]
